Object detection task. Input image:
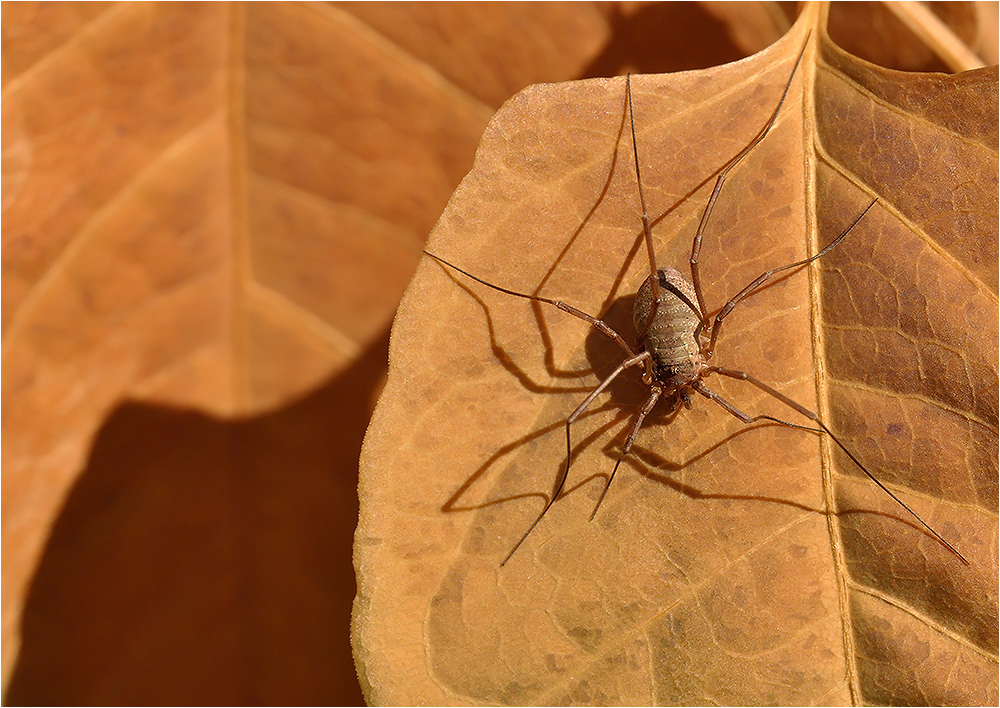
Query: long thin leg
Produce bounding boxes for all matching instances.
[702,369,970,565]
[690,35,812,332]
[500,351,651,566]
[627,73,661,341]
[425,251,638,360]
[693,380,822,434]
[703,199,878,359]
[590,386,662,521]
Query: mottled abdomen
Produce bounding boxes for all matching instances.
[633,268,704,387]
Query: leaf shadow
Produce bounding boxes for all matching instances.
[3,331,391,706]
[579,2,776,78]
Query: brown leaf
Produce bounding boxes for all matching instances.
[1,2,784,702]
[356,7,998,706]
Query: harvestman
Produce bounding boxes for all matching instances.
[424,42,969,568]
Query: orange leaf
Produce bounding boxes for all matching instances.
[356,7,998,705]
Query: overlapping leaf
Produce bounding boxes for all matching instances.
[355,9,998,705]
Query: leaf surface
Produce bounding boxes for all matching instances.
[356,8,998,705]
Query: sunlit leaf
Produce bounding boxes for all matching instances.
[356,8,998,705]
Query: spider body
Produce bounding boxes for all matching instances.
[633,267,704,399]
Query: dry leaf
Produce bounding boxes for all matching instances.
[1,2,789,702]
[355,6,998,706]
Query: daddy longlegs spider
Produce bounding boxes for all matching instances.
[424,39,970,569]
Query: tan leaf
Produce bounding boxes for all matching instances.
[356,7,998,706]
[2,1,786,701]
